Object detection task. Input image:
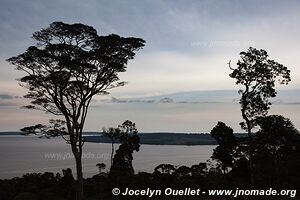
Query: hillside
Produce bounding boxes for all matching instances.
[84,133,218,145]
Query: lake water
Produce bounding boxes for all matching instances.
[0,136,215,179]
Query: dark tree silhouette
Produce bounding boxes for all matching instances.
[7,21,145,199]
[102,127,121,169]
[229,47,291,186]
[174,165,191,177]
[229,47,291,137]
[253,115,300,186]
[191,163,207,177]
[61,168,75,186]
[210,122,237,174]
[20,124,47,135]
[154,164,176,174]
[110,120,140,175]
[20,119,67,138]
[96,163,106,174]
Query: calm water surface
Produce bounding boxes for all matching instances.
[0,136,215,179]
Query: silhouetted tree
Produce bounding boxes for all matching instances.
[229,47,291,186]
[102,127,121,169]
[96,163,106,174]
[174,165,191,177]
[154,164,176,175]
[190,163,207,177]
[21,119,67,138]
[7,21,145,199]
[229,47,291,137]
[61,168,75,183]
[20,124,47,135]
[210,122,237,173]
[253,115,300,187]
[110,120,140,175]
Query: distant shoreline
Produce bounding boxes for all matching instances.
[0,132,249,145]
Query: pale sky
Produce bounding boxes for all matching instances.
[0,0,300,132]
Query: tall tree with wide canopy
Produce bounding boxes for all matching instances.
[229,47,291,138]
[229,47,291,186]
[7,21,145,199]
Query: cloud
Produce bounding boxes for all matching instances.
[99,92,232,105]
[103,97,201,104]
[0,94,22,107]
[0,94,20,99]
[106,97,155,104]
[0,102,18,106]
[96,89,300,106]
[158,97,174,103]
[1,0,300,99]
[98,97,175,104]
[1,0,300,131]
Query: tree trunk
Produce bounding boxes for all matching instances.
[247,125,255,188]
[75,154,84,200]
[243,112,255,188]
[241,101,255,188]
[111,141,114,169]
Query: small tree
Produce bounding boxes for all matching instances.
[154,164,176,175]
[191,163,207,177]
[102,127,121,169]
[110,120,140,175]
[229,47,291,186]
[7,21,145,199]
[96,163,106,174]
[210,122,237,174]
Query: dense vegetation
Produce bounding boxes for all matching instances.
[1,114,299,200]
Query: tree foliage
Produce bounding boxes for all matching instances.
[154,164,176,174]
[110,120,140,175]
[229,47,291,135]
[228,47,291,186]
[210,116,300,187]
[7,21,145,200]
[8,21,145,139]
[252,115,300,186]
[20,119,67,138]
[102,127,122,168]
[96,163,106,174]
[254,115,299,162]
[210,122,237,173]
